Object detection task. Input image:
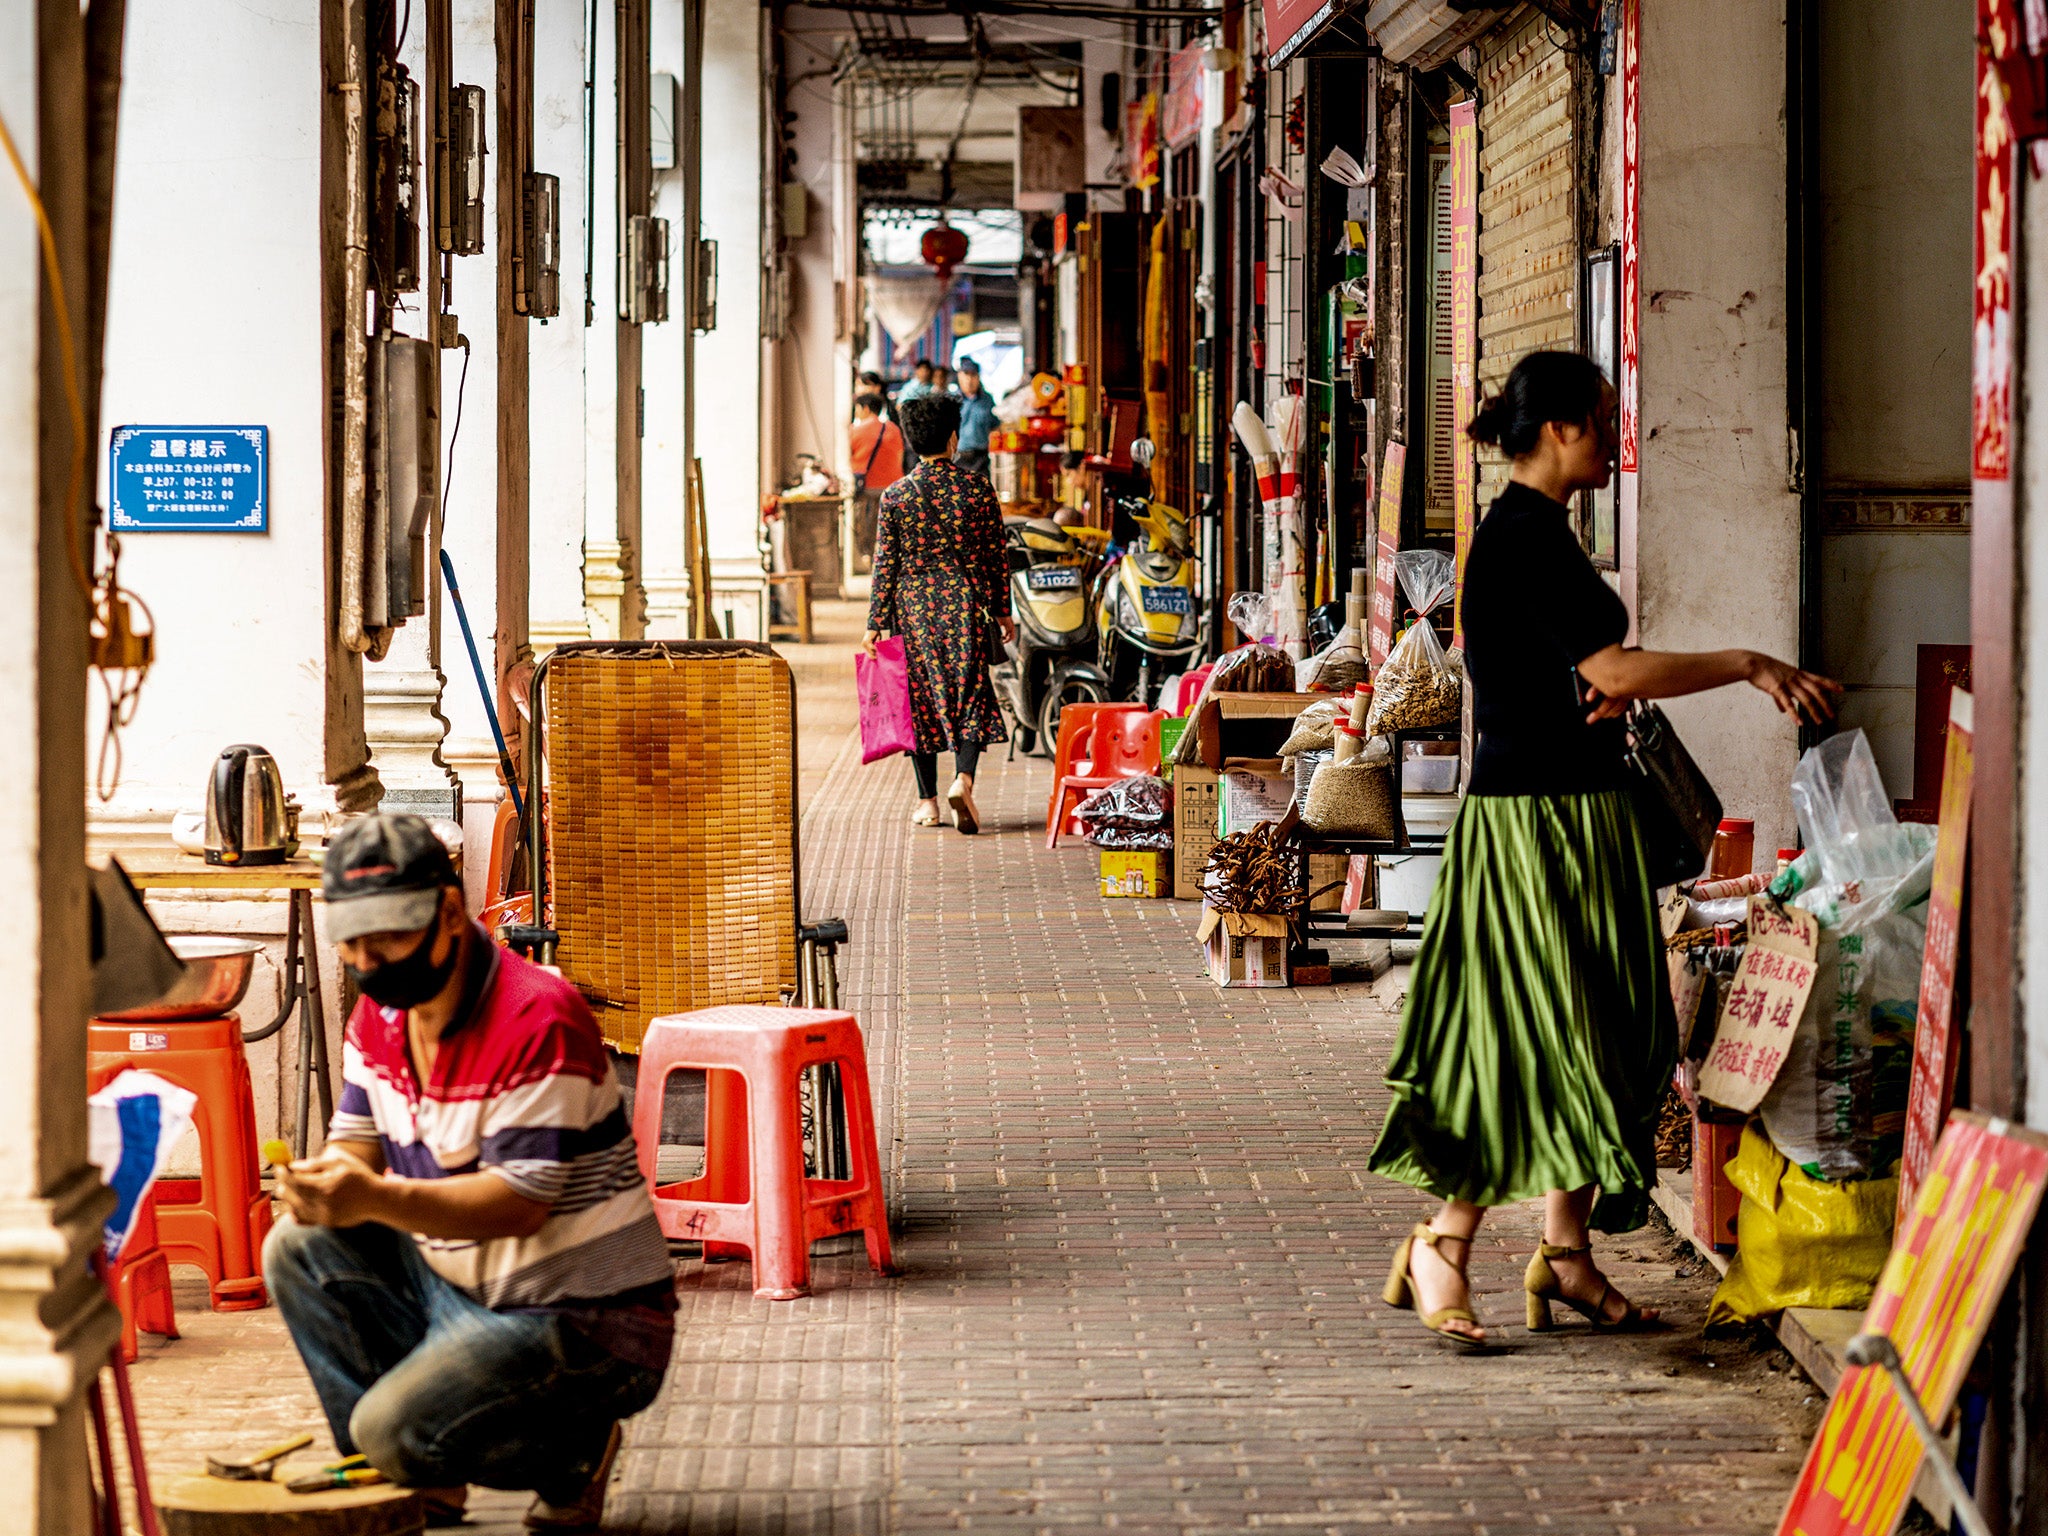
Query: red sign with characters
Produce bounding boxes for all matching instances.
[1369,442,1407,669]
[1163,42,1206,149]
[1618,0,1641,474]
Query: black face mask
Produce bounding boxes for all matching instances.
[349,923,459,1010]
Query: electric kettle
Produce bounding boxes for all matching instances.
[204,744,289,866]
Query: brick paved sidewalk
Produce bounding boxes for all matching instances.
[126,636,1820,1532]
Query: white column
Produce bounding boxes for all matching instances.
[642,0,691,637]
[584,4,631,638]
[697,0,764,563]
[529,0,592,656]
[0,7,121,1522]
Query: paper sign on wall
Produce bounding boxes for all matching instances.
[1697,897,1821,1112]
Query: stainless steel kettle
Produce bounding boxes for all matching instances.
[204,744,289,866]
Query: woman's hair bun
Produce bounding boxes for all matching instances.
[1462,350,1607,458]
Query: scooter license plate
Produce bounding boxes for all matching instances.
[1028,566,1081,591]
[1141,585,1191,615]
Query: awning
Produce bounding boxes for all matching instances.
[1358,0,1504,68]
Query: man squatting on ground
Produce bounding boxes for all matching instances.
[263,813,677,1530]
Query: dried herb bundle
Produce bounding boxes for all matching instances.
[1201,821,1305,913]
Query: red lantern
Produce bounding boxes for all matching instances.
[920,222,969,278]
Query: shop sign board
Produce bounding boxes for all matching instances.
[1973,25,2016,482]
[1264,0,1339,68]
[1897,689,1975,1224]
[1125,95,1160,191]
[108,425,268,533]
[1369,441,1406,667]
[1696,897,1820,1113]
[1448,100,1477,650]
[1163,42,1206,150]
[1777,1111,2048,1536]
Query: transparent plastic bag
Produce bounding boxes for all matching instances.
[1394,549,1455,619]
[1364,549,1462,734]
[1277,697,1346,758]
[1075,775,1173,829]
[1228,591,1272,644]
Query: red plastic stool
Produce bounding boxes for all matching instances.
[110,1191,179,1363]
[89,1013,273,1311]
[634,1006,893,1300]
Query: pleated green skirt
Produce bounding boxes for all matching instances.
[1367,789,1677,1232]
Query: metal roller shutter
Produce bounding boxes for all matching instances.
[1475,10,1576,508]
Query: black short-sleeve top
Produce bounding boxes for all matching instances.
[1460,481,1631,796]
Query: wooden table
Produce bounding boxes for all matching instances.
[110,851,335,1156]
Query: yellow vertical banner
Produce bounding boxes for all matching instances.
[1448,100,1478,649]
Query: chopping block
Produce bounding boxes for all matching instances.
[155,1474,424,1536]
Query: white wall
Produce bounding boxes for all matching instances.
[93,4,337,827]
[1633,0,1803,861]
[697,0,765,561]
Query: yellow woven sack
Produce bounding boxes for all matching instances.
[1706,1124,1897,1328]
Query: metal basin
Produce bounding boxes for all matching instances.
[99,937,261,1022]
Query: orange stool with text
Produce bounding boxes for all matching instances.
[90,1014,273,1311]
[110,1191,179,1362]
[634,1006,892,1300]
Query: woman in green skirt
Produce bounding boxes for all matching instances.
[1369,352,1840,1346]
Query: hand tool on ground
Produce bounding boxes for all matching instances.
[287,1454,388,1494]
[1842,1332,1991,1536]
[440,549,526,818]
[205,1431,314,1481]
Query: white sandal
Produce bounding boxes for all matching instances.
[910,804,941,827]
[947,775,980,835]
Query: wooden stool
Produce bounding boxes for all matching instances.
[766,570,813,644]
[154,1474,423,1535]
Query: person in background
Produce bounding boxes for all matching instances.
[862,392,1013,834]
[850,392,906,523]
[1367,350,1841,1348]
[896,359,935,404]
[857,370,892,418]
[264,814,676,1530]
[953,358,997,479]
[931,364,953,396]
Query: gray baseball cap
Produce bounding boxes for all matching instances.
[322,813,459,943]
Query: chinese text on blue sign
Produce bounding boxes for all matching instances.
[109,426,268,532]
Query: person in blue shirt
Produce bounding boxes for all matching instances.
[953,358,998,479]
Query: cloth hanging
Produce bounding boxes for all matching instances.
[870,274,948,359]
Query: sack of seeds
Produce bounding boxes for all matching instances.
[1277,697,1345,757]
[1365,550,1461,735]
[1300,756,1398,839]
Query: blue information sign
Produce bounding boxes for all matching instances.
[109,425,268,532]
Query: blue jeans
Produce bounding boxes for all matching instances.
[264,1217,666,1503]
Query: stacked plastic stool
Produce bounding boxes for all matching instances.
[634,1005,892,1300]
[108,1190,179,1361]
[89,1014,273,1310]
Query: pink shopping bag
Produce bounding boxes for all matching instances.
[856,636,917,764]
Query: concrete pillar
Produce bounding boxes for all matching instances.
[642,0,692,637]
[1632,0,1803,858]
[528,0,592,656]
[583,0,643,639]
[696,0,764,567]
[0,6,122,1523]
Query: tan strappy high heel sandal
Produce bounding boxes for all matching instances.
[1383,1224,1485,1348]
[1524,1241,1659,1331]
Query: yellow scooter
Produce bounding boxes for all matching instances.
[1094,484,1204,708]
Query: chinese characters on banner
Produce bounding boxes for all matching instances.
[1777,1113,2048,1536]
[1162,42,1206,149]
[1125,94,1161,190]
[1448,101,1478,650]
[1696,897,1821,1113]
[1618,0,1640,475]
[1974,26,2015,481]
[1897,689,1975,1224]
[1368,442,1406,668]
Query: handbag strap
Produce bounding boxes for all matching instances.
[861,422,892,477]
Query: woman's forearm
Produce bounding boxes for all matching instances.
[1577,645,1755,702]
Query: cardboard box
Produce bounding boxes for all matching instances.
[1219,767,1295,837]
[1100,849,1170,898]
[1691,1112,1744,1252]
[1196,907,1290,988]
[1308,853,1349,913]
[1173,766,1220,900]
[1184,692,1304,770]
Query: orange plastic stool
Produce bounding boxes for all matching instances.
[110,1192,179,1362]
[634,1006,893,1300]
[1043,701,1146,840]
[89,1013,273,1311]
[1047,708,1165,848]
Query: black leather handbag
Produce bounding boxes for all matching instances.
[1623,701,1722,887]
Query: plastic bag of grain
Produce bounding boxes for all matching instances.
[1300,754,1397,839]
[1364,550,1462,735]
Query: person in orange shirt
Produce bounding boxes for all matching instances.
[850,392,905,495]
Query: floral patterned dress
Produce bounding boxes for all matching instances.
[866,457,1011,754]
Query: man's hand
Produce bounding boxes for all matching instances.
[278,1148,385,1229]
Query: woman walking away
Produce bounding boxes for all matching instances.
[863,392,1015,833]
[1368,350,1841,1347]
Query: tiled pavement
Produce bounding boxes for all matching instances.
[128,616,1822,1532]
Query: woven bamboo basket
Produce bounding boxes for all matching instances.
[538,642,799,1053]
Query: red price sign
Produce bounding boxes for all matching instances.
[1368,442,1406,668]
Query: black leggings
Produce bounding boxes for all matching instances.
[912,744,982,799]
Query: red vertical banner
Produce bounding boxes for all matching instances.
[1975,5,2018,483]
[1618,0,1641,475]
[1369,442,1407,668]
[1448,101,1478,649]
[1898,690,1975,1223]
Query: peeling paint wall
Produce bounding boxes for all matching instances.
[1633,0,1802,862]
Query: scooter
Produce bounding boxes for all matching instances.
[1094,483,1205,709]
[994,516,1113,755]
